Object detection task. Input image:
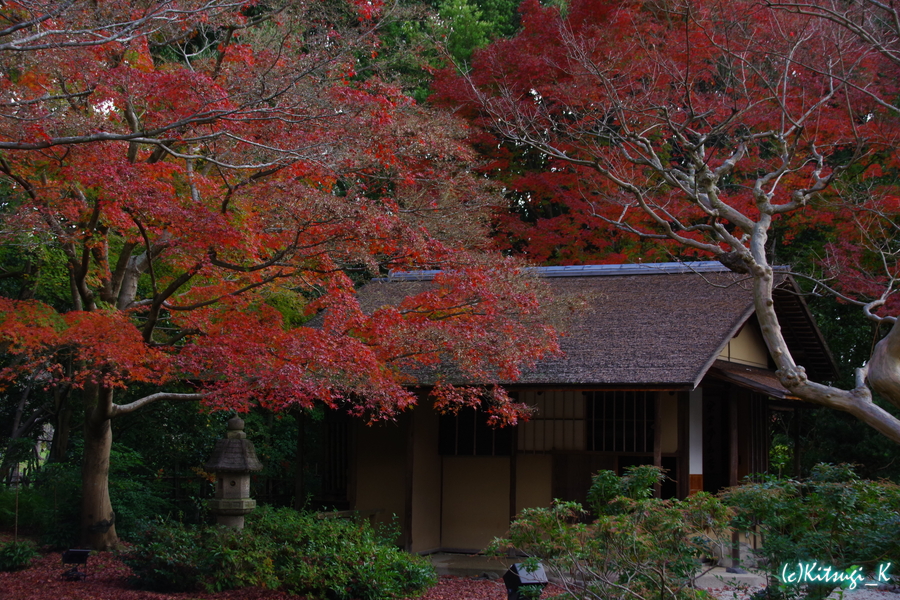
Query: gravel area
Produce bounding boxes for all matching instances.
[706,584,900,600]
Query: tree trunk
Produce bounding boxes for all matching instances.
[294,409,306,510]
[49,388,73,463]
[867,321,900,410]
[0,384,32,482]
[80,385,118,550]
[748,260,900,444]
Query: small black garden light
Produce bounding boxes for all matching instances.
[61,548,90,581]
[503,562,548,600]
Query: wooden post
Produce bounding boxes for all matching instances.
[792,408,802,478]
[294,410,305,510]
[729,395,739,488]
[653,394,662,498]
[404,412,415,552]
[510,429,518,523]
[728,393,741,574]
[677,393,690,499]
[14,481,19,543]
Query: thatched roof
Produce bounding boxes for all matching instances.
[354,262,836,390]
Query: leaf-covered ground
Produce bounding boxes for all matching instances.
[5,546,898,600]
[0,547,563,600]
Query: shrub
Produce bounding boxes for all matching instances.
[723,464,900,599]
[489,465,730,600]
[0,465,80,549]
[0,444,179,549]
[124,519,206,592]
[106,445,175,540]
[123,506,437,599]
[29,461,82,549]
[0,540,39,571]
[0,487,49,534]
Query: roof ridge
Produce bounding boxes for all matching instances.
[382,261,738,282]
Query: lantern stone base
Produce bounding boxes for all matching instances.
[208,498,257,515]
[208,498,257,529]
[216,514,247,529]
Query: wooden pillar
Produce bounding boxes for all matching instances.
[677,393,690,499]
[509,428,518,522]
[792,408,802,478]
[653,393,662,498]
[347,417,358,512]
[293,410,305,511]
[688,388,703,495]
[404,413,415,552]
[729,392,740,568]
[729,394,739,488]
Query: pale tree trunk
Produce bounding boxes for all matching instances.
[81,384,117,550]
[867,321,900,405]
[747,256,900,444]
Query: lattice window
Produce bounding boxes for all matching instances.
[517,390,586,452]
[438,407,513,456]
[585,391,655,453]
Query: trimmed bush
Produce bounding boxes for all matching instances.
[723,464,900,599]
[0,540,39,571]
[124,519,206,592]
[123,506,437,599]
[490,465,731,600]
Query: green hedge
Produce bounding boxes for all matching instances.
[489,465,730,600]
[123,506,436,599]
[723,464,900,599]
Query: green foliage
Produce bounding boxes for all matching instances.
[0,486,48,534]
[107,445,176,540]
[1,441,177,548]
[490,466,730,600]
[434,0,521,66]
[113,397,226,523]
[124,519,206,592]
[240,411,298,507]
[2,461,81,548]
[769,441,792,478]
[437,0,491,66]
[586,464,665,514]
[723,464,900,597]
[474,0,520,37]
[263,288,310,329]
[0,540,38,571]
[0,237,74,309]
[123,506,437,599]
[370,0,521,101]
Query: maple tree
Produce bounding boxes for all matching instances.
[435,0,900,442]
[0,0,559,549]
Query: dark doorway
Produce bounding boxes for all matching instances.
[702,388,731,494]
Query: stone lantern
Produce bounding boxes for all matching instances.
[205,416,263,529]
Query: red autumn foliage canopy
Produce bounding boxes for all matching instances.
[0,0,559,423]
[434,0,900,314]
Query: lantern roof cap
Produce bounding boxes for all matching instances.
[205,417,263,473]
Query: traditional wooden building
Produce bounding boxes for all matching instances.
[313,262,835,553]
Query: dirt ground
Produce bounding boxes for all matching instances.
[0,546,563,600]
